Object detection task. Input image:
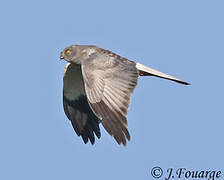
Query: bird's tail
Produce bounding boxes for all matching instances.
[136,63,190,85]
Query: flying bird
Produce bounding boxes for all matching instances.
[60,45,189,145]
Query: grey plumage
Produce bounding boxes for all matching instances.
[60,45,189,145]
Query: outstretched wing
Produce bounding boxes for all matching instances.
[63,63,101,144]
[82,52,138,145]
[136,63,190,85]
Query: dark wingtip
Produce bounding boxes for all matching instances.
[81,135,88,144]
[90,139,95,145]
[181,82,191,85]
[174,79,191,85]
[185,82,191,85]
[95,131,101,139]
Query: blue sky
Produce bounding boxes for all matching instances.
[0,0,223,179]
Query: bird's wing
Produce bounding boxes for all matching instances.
[136,63,190,85]
[63,63,101,144]
[82,54,138,145]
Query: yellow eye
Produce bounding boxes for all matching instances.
[65,49,71,55]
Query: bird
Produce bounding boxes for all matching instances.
[60,45,189,145]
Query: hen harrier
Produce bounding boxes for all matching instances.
[60,45,189,145]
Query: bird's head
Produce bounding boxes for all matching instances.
[60,45,96,64]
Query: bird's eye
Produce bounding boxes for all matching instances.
[65,49,71,55]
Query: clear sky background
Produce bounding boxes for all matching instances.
[0,0,223,179]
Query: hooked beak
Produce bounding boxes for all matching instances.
[60,52,64,59]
